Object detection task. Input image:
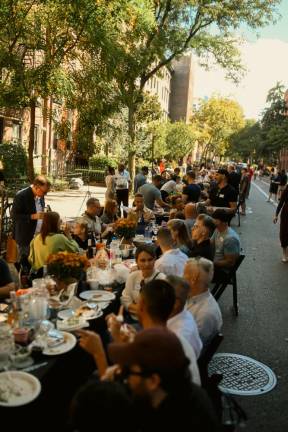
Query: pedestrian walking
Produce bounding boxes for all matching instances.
[273,184,288,262]
[267,168,280,203]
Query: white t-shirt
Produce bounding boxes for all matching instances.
[177,334,201,385]
[115,170,131,190]
[161,180,177,194]
[155,249,188,277]
[35,197,44,234]
[168,310,203,358]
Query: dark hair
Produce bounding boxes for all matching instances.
[135,244,157,261]
[70,380,133,432]
[141,279,175,323]
[40,212,60,243]
[186,171,196,180]
[197,214,215,235]
[152,175,162,182]
[142,166,149,174]
[107,166,115,175]
[134,193,144,199]
[86,197,100,207]
[173,211,185,220]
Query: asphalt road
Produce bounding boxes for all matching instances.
[219,179,288,432]
[46,180,288,431]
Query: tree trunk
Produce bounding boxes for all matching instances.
[128,104,136,183]
[28,99,36,182]
[41,97,48,175]
[47,97,53,176]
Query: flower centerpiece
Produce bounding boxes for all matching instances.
[114,218,136,240]
[47,252,90,293]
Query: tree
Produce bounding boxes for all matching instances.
[0,0,103,180]
[260,82,288,162]
[228,120,262,162]
[95,0,280,180]
[192,96,245,163]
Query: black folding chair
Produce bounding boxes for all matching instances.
[198,333,224,386]
[211,254,245,316]
[197,333,224,420]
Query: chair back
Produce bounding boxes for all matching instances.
[198,332,223,387]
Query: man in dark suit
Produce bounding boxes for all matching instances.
[12,176,50,259]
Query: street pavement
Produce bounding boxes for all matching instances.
[46,181,288,431]
[219,179,288,432]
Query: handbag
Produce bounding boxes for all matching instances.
[6,234,18,263]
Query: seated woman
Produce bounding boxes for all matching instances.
[0,258,16,298]
[169,195,184,219]
[167,219,193,257]
[72,218,89,250]
[101,199,118,225]
[120,244,165,320]
[29,212,79,272]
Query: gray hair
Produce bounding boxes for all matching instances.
[186,257,214,284]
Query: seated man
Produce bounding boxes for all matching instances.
[184,258,223,345]
[0,258,16,298]
[167,275,203,358]
[160,176,178,202]
[155,227,188,276]
[190,214,215,261]
[81,197,102,235]
[211,209,240,282]
[129,193,155,224]
[139,175,169,211]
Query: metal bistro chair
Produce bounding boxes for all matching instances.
[211,254,245,316]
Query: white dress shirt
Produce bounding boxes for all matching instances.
[155,249,188,276]
[35,197,44,234]
[186,291,223,345]
[168,310,203,359]
[121,269,166,313]
[177,334,201,385]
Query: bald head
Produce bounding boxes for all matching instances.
[184,203,198,220]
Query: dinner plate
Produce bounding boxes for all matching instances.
[0,371,41,407]
[58,308,103,321]
[43,331,76,356]
[0,314,7,323]
[79,290,116,302]
[56,319,89,332]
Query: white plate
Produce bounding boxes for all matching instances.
[0,314,7,323]
[56,319,89,332]
[0,371,41,407]
[43,331,76,356]
[58,308,103,321]
[79,290,115,302]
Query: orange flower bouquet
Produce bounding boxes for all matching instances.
[114,218,136,240]
[47,252,90,283]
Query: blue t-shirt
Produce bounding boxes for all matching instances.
[211,228,240,262]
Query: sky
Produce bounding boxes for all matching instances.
[193,0,288,119]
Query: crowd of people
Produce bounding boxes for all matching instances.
[0,159,287,430]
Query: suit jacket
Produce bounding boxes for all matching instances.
[12,187,45,246]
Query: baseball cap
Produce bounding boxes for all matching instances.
[108,328,190,372]
[212,208,231,223]
[216,168,229,178]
